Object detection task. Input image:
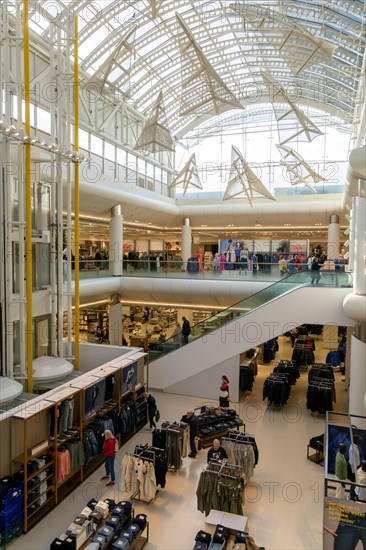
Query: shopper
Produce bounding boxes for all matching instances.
[219,375,230,407]
[172,323,182,346]
[101,429,116,486]
[181,316,191,345]
[335,443,348,499]
[181,409,200,458]
[310,257,322,285]
[145,392,157,430]
[207,439,228,463]
[279,255,288,276]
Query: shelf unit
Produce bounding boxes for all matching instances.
[192,311,215,325]
[120,385,148,445]
[11,400,57,533]
[195,408,245,449]
[159,308,177,327]
[9,357,147,533]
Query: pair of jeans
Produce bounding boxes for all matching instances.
[182,334,189,345]
[148,413,156,429]
[105,456,115,482]
[60,398,74,433]
[190,434,197,456]
[334,522,366,549]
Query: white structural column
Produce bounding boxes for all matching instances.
[109,205,123,276]
[181,217,192,267]
[327,214,340,259]
[343,193,366,418]
[109,294,122,346]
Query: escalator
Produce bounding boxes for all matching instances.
[148,270,354,390]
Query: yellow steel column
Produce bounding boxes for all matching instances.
[24,0,33,392]
[74,15,80,369]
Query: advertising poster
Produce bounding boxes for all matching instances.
[83,378,106,420]
[122,362,138,394]
[324,497,366,549]
[327,425,366,475]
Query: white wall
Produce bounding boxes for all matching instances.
[166,355,239,402]
[78,343,135,371]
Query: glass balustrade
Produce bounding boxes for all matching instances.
[65,259,351,283]
[146,270,353,363]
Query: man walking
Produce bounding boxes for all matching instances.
[182,316,191,345]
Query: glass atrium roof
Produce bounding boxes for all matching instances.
[25,0,366,138]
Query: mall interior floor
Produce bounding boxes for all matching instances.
[10,335,348,550]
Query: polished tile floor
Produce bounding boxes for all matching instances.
[10,336,348,550]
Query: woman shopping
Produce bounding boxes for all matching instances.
[219,375,230,407]
[101,429,117,486]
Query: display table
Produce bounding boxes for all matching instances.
[205,510,248,531]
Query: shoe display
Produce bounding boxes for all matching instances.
[106,481,115,486]
[100,476,109,480]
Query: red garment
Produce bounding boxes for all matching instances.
[57,449,71,483]
[220,382,229,393]
[103,437,116,458]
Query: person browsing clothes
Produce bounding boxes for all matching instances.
[207,439,228,463]
[101,429,116,486]
[181,409,200,458]
[145,392,157,431]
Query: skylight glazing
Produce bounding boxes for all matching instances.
[15,0,366,138]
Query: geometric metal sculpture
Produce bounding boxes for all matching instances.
[277,144,325,192]
[84,26,136,97]
[134,91,175,153]
[230,4,335,75]
[223,146,275,207]
[261,72,323,145]
[176,14,243,117]
[169,153,203,195]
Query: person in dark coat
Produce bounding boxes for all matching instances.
[310,257,322,285]
[181,409,200,457]
[181,316,191,345]
[145,392,157,430]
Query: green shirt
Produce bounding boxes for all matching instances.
[335,451,347,480]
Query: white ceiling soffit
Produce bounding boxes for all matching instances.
[261,71,323,145]
[223,145,275,206]
[277,144,325,192]
[134,90,175,153]
[169,153,203,195]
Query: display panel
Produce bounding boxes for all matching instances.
[83,378,106,420]
[121,362,138,394]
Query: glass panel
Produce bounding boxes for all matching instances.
[117,148,127,166]
[104,141,115,162]
[91,134,103,156]
[79,128,89,150]
[37,107,51,134]
[36,244,51,288]
[13,321,20,367]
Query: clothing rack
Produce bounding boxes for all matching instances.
[197,462,246,516]
[306,377,336,414]
[205,461,244,479]
[263,373,291,407]
[153,421,189,470]
[221,430,259,477]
